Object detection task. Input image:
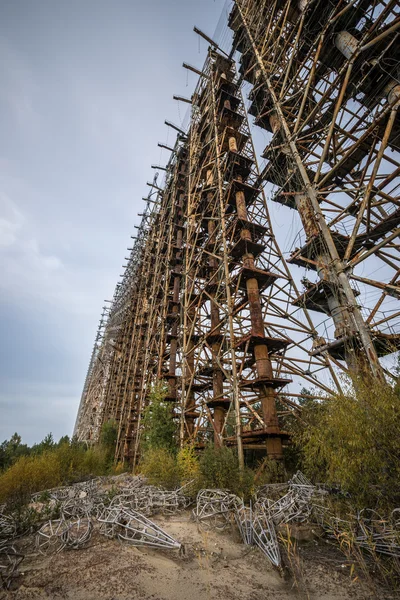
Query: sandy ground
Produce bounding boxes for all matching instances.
[0,512,381,600]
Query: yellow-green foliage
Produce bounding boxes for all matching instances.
[256,456,286,485]
[177,445,200,484]
[139,444,255,498]
[141,384,177,454]
[139,447,180,489]
[0,451,61,507]
[0,442,114,507]
[297,376,400,508]
[199,445,255,500]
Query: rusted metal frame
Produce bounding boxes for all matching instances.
[365,0,399,37]
[344,104,400,262]
[332,106,396,165]
[364,164,393,234]
[131,203,172,464]
[352,273,400,297]
[347,224,400,269]
[266,2,300,86]
[275,352,336,393]
[281,354,334,373]
[352,138,377,231]
[208,52,244,467]
[239,395,266,428]
[258,5,289,64]
[358,28,399,98]
[371,309,400,329]
[114,312,142,457]
[74,306,109,438]
[157,202,181,381]
[284,391,326,402]
[273,13,306,92]
[120,317,147,462]
[366,270,400,325]
[291,44,325,135]
[323,351,352,376]
[313,100,394,189]
[240,72,341,423]
[290,43,325,135]
[182,85,205,445]
[102,323,128,425]
[286,31,352,134]
[377,250,400,268]
[158,171,185,402]
[360,18,400,53]
[255,0,279,60]
[239,88,336,364]
[314,61,355,184]
[295,57,358,137]
[127,316,153,463]
[195,401,219,441]
[236,1,384,379]
[327,140,380,230]
[372,191,400,209]
[280,358,337,395]
[321,190,386,230]
[126,196,166,440]
[182,278,226,414]
[114,300,143,459]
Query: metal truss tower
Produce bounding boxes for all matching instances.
[229,0,400,378]
[74,0,400,465]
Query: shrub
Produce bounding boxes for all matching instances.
[0,433,31,471]
[296,375,400,509]
[177,445,200,483]
[0,451,62,508]
[199,444,254,500]
[139,448,180,489]
[114,461,127,475]
[176,445,200,495]
[100,419,118,462]
[0,438,113,507]
[141,384,177,454]
[81,446,110,477]
[256,456,286,485]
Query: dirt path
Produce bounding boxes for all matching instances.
[1,513,375,600]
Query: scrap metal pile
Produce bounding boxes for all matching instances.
[192,472,400,570]
[0,474,184,589]
[1,471,400,588]
[191,471,320,568]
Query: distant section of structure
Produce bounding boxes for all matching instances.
[74,0,400,466]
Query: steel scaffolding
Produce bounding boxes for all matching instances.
[74,0,400,465]
[229,0,400,378]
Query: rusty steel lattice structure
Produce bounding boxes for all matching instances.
[74,0,400,466]
[179,48,340,462]
[229,0,400,377]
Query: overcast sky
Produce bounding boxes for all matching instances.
[0,0,229,445]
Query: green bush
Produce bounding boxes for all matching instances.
[296,375,400,509]
[177,445,200,483]
[141,384,177,454]
[0,451,62,507]
[0,438,114,507]
[199,444,254,500]
[256,456,286,486]
[100,419,118,462]
[139,448,180,489]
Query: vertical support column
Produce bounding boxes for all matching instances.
[236,177,283,459]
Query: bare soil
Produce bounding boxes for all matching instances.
[1,512,382,600]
